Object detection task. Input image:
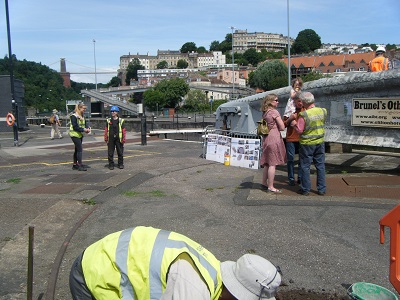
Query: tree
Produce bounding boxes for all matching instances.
[182,89,207,112]
[180,42,197,53]
[143,89,165,111]
[154,78,189,108]
[197,46,207,53]
[292,29,321,54]
[209,40,220,51]
[301,71,326,82]
[177,59,188,69]
[108,76,121,87]
[251,60,288,91]
[125,58,144,85]
[243,48,261,66]
[157,60,168,69]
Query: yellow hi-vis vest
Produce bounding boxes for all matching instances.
[82,226,223,300]
[299,107,327,145]
[69,113,86,138]
[107,117,125,140]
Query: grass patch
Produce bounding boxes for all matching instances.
[82,199,96,205]
[6,178,21,184]
[123,190,167,197]
[206,186,225,191]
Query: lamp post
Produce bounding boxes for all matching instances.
[287,0,291,85]
[93,39,97,90]
[230,26,235,100]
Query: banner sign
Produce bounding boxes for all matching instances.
[351,98,400,128]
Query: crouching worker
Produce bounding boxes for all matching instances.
[104,106,126,170]
[70,226,282,300]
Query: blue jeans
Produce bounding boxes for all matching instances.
[286,141,302,183]
[299,143,326,193]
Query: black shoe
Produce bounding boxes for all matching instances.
[297,179,301,184]
[82,164,90,168]
[118,164,124,169]
[109,165,114,170]
[297,189,309,196]
[288,180,296,186]
[72,164,79,170]
[318,191,325,196]
[78,165,87,171]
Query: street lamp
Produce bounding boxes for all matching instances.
[287,0,291,85]
[230,26,235,100]
[93,39,97,90]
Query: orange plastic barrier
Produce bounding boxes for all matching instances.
[380,204,400,294]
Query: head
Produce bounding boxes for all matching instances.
[299,92,315,108]
[291,77,303,91]
[74,103,87,117]
[376,46,386,56]
[220,254,282,300]
[52,109,58,114]
[293,95,303,109]
[261,94,279,112]
[110,105,120,117]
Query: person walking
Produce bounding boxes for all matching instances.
[283,95,304,186]
[104,106,126,170]
[50,109,63,140]
[69,103,91,171]
[260,94,287,193]
[70,226,282,300]
[368,46,389,72]
[291,92,327,196]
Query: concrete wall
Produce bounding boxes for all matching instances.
[215,70,400,148]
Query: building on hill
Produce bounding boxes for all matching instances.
[233,29,292,53]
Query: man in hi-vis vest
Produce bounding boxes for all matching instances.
[368,46,389,72]
[70,226,282,300]
[291,92,327,196]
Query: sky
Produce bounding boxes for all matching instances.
[1,0,399,84]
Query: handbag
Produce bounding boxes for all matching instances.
[257,118,269,136]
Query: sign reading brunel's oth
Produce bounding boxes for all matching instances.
[351,98,400,128]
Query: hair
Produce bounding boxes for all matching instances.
[291,77,303,88]
[299,92,315,105]
[74,102,87,117]
[260,94,278,112]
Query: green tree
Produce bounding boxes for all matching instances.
[108,76,121,87]
[386,44,396,51]
[251,60,288,91]
[183,89,206,111]
[209,40,220,51]
[154,78,189,108]
[180,42,197,53]
[125,58,144,85]
[292,29,321,54]
[197,46,207,53]
[177,59,188,69]
[301,71,326,82]
[143,89,165,111]
[157,60,168,69]
[243,48,261,66]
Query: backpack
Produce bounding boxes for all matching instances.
[257,119,269,136]
[49,115,56,124]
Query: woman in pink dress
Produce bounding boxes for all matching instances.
[260,94,287,193]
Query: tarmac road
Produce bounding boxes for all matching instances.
[0,125,399,299]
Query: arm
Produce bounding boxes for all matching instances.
[121,120,126,144]
[104,124,109,143]
[291,116,305,134]
[275,115,285,131]
[161,260,210,300]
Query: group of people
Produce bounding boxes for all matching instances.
[54,103,126,172]
[259,78,327,196]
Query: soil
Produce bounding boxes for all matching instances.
[276,289,349,300]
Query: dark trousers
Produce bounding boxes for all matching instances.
[108,137,124,166]
[69,252,94,300]
[71,137,83,165]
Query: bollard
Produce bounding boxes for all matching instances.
[27,226,34,300]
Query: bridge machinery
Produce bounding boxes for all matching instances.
[215,69,400,149]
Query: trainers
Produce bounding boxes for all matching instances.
[118,164,124,169]
[72,164,79,170]
[109,165,114,170]
[78,165,87,171]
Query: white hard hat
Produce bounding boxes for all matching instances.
[376,46,386,53]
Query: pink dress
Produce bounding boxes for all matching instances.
[260,109,287,167]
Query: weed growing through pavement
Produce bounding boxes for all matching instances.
[6,178,21,184]
[82,199,96,205]
[206,186,225,191]
[123,190,167,197]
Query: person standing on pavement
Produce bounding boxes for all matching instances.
[104,106,126,170]
[69,226,282,300]
[283,95,304,186]
[50,109,63,140]
[69,103,91,171]
[260,94,287,193]
[291,92,327,196]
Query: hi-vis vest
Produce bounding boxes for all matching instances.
[82,226,223,300]
[299,107,327,145]
[69,113,85,138]
[107,117,125,140]
[369,56,388,72]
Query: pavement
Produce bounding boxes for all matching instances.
[0,125,399,300]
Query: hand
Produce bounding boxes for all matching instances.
[291,120,297,127]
